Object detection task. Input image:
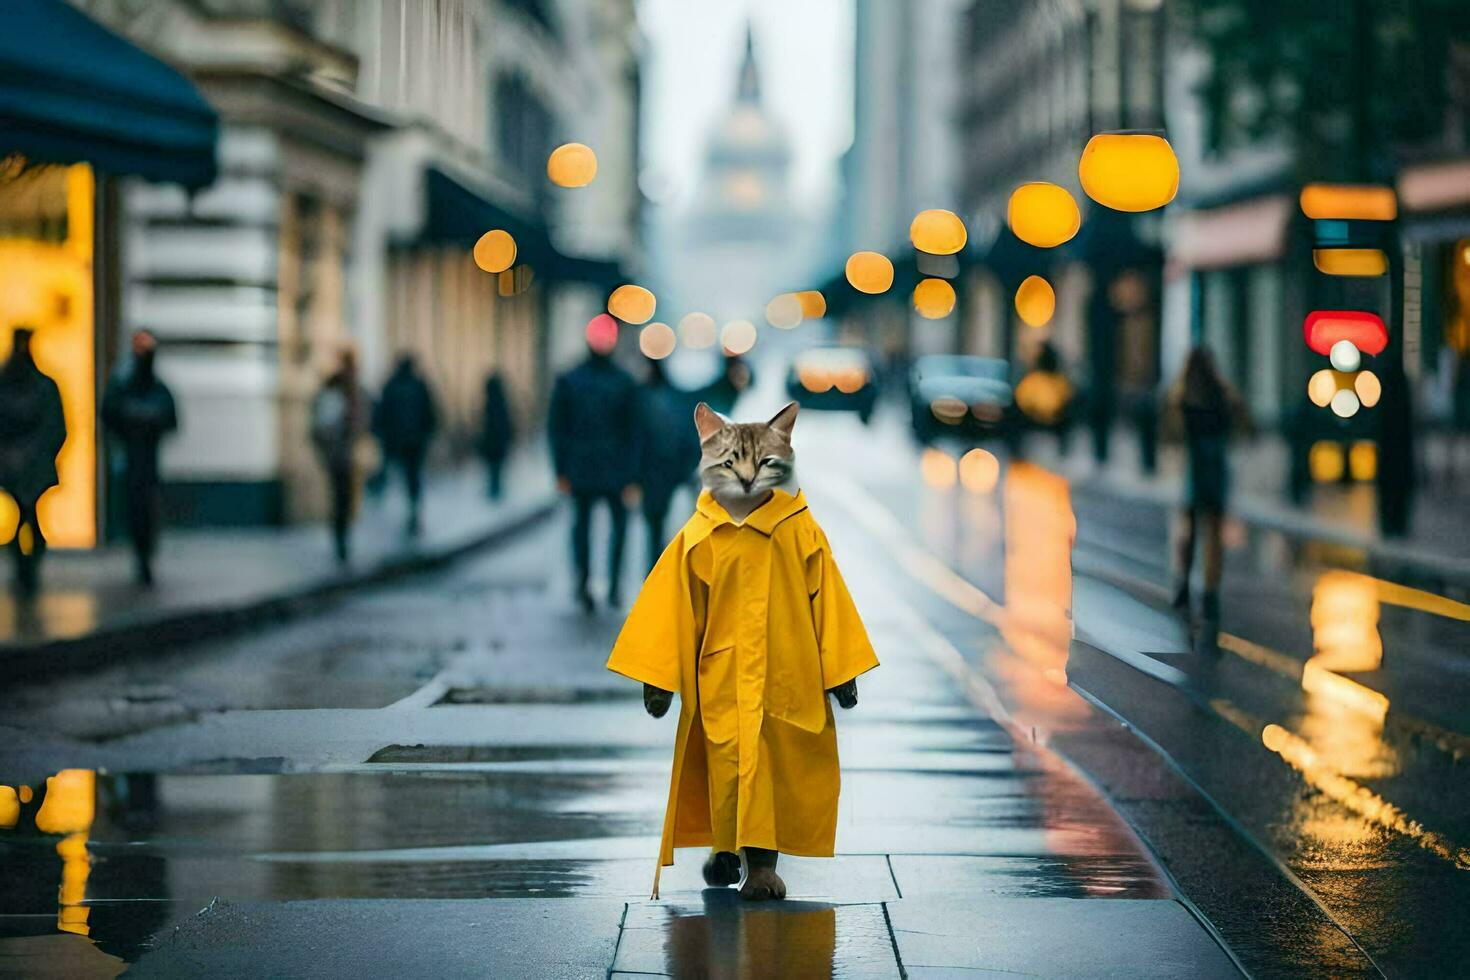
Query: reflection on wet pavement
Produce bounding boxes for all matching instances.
[0,456,1215,976]
[613,893,894,979]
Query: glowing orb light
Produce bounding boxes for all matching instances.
[1015,275,1056,327]
[679,311,716,349]
[765,293,803,329]
[1310,441,1345,483]
[1349,441,1378,481]
[909,209,968,255]
[608,284,656,324]
[912,278,956,319]
[585,313,619,354]
[1313,249,1388,277]
[920,448,958,489]
[1300,184,1397,221]
[1007,182,1081,248]
[1078,133,1179,212]
[721,319,757,355]
[1304,310,1388,357]
[796,290,827,319]
[639,322,676,360]
[1331,389,1361,418]
[845,251,894,294]
[1355,370,1382,408]
[1307,369,1338,408]
[472,229,516,273]
[1329,339,1362,373]
[958,448,1000,494]
[547,142,598,187]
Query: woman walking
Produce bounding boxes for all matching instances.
[1167,347,1244,625]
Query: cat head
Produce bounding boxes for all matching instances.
[695,401,797,502]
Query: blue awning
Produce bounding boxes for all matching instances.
[421,167,623,289]
[0,0,218,188]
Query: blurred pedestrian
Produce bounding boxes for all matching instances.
[102,331,178,585]
[636,358,700,572]
[311,346,371,563]
[699,354,754,416]
[0,328,66,596]
[479,372,514,500]
[1165,347,1245,624]
[548,339,639,612]
[373,353,438,536]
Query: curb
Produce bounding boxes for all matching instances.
[0,496,559,682]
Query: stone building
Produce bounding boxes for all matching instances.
[956,0,1167,458]
[74,0,640,526]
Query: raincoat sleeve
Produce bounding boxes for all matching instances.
[606,530,698,694]
[807,526,880,689]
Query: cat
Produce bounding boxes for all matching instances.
[642,401,858,900]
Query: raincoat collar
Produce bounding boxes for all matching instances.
[695,488,807,536]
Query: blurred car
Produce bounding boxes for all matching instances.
[909,355,1016,444]
[785,347,880,423]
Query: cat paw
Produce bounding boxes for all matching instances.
[828,678,858,709]
[702,851,742,887]
[739,868,787,901]
[643,684,673,718]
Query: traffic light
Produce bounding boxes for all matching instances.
[1299,183,1397,418]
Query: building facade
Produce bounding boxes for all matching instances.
[955,0,1167,457]
[74,0,640,527]
[834,0,966,358]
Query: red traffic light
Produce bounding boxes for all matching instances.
[1303,310,1388,357]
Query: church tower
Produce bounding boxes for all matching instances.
[673,24,800,322]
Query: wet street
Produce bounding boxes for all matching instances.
[3,403,1468,977]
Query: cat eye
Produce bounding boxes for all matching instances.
[722,459,734,468]
[759,456,778,468]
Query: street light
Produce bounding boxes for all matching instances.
[1078,132,1179,212]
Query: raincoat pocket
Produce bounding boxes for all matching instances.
[697,645,738,745]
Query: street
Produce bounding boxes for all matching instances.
[7,1,1470,977]
[2,401,1467,976]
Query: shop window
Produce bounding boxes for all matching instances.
[0,164,96,548]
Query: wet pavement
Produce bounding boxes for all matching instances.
[0,439,1240,977]
[8,396,1469,975]
[796,407,1470,977]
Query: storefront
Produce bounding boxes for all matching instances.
[0,0,217,549]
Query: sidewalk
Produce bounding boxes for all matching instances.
[1,504,1243,979]
[0,451,556,674]
[1032,428,1470,588]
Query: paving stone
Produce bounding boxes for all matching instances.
[615,893,899,978]
[886,895,1240,978]
[125,898,624,980]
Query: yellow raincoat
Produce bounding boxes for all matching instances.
[607,488,878,886]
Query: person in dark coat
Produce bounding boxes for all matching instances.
[1165,346,1245,626]
[0,328,67,595]
[548,342,640,612]
[311,347,371,563]
[102,331,178,585]
[479,373,515,500]
[635,358,700,572]
[373,353,439,536]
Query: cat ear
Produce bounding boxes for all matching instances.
[768,401,799,438]
[693,402,726,442]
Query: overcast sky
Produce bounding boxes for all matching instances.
[636,0,854,211]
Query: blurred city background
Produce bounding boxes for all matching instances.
[3,0,1470,977]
